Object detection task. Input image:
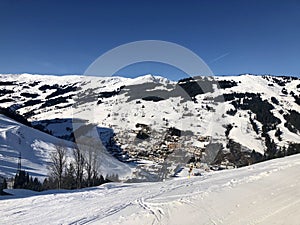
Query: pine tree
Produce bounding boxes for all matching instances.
[3,178,7,189]
[64,163,76,189]
[42,178,49,190]
[14,170,28,189]
[1,178,7,193]
[33,177,42,191]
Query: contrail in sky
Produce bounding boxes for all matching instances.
[210,52,230,63]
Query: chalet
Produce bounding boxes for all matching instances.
[135,123,150,131]
[167,143,181,150]
[198,136,211,142]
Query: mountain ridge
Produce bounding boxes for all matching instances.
[0,73,299,181]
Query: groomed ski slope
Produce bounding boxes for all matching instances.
[1,153,300,225]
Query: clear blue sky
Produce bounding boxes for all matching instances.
[0,0,299,79]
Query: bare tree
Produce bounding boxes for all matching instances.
[77,137,101,187]
[73,147,85,189]
[49,144,67,189]
[85,156,92,186]
[91,153,101,186]
[85,142,95,187]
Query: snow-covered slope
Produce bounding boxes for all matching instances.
[0,73,299,179]
[0,113,133,180]
[1,153,300,225]
[0,114,76,178]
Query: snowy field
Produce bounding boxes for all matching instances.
[1,153,300,225]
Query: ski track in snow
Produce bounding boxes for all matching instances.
[1,154,300,225]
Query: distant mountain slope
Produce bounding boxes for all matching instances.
[0,73,299,179]
[0,114,76,178]
[0,113,132,180]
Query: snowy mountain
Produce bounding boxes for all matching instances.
[0,73,299,180]
[1,153,300,225]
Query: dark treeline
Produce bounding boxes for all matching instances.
[12,168,118,192]
[14,170,43,191]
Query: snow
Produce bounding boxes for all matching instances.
[0,73,300,224]
[228,111,265,154]
[0,114,133,180]
[0,114,75,178]
[1,154,300,224]
[1,73,300,181]
[1,73,299,153]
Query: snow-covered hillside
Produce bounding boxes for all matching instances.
[1,153,300,225]
[0,73,299,180]
[0,114,75,178]
[0,114,133,180]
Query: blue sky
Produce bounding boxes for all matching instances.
[0,0,299,80]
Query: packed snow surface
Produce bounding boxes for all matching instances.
[1,153,300,225]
